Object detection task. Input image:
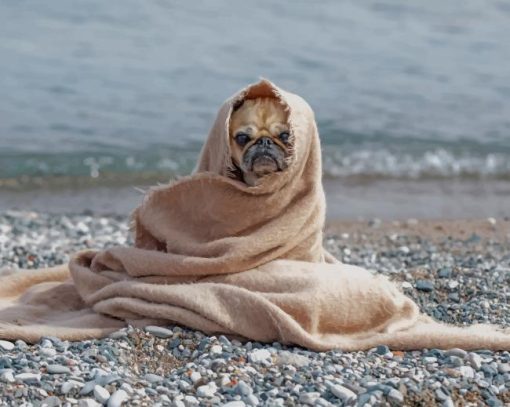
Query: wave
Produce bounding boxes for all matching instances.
[1,147,510,190]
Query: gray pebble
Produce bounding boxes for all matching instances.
[47,364,71,374]
[144,326,174,338]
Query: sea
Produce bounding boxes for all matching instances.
[1,0,509,218]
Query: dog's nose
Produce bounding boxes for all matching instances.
[256,137,273,147]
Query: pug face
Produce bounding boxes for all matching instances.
[229,97,290,186]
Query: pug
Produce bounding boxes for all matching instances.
[229,97,291,186]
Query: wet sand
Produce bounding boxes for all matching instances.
[1,178,509,220]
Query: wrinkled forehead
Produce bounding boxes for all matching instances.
[229,98,289,131]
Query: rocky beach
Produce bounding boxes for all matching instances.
[1,211,509,406]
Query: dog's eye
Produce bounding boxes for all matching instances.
[235,133,251,146]
[278,132,290,144]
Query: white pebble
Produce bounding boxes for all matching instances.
[94,385,110,404]
[1,371,15,383]
[299,392,320,405]
[328,383,357,403]
[210,345,222,355]
[190,371,201,383]
[247,349,272,364]
[61,380,84,394]
[196,382,217,398]
[222,402,246,407]
[107,389,128,407]
[183,395,199,406]
[78,399,102,407]
[0,340,15,351]
[120,383,133,394]
[40,348,57,357]
[459,365,475,378]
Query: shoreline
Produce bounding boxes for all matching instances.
[1,177,509,220]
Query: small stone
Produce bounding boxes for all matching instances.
[459,365,475,378]
[15,372,41,383]
[0,340,15,351]
[144,373,164,383]
[222,402,246,407]
[401,282,413,289]
[245,394,259,406]
[442,398,455,407]
[183,395,199,406]
[108,389,128,407]
[329,383,357,403]
[498,363,510,374]
[78,400,101,407]
[247,349,272,364]
[190,371,201,383]
[61,380,84,394]
[40,348,57,357]
[144,326,174,338]
[235,380,253,396]
[196,382,217,398]
[41,396,62,407]
[375,345,390,355]
[468,353,482,370]
[210,345,222,355]
[299,392,320,405]
[416,280,434,292]
[274,351,310,367]
[120,383,133,394]
[1,370,15,383]
[94,385,110,404]
[387,389,404,403]
[437,268,452,278]
[47,364,71,374]
[444,348,467,359]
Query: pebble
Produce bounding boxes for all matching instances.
[144,326,174,338]
[210,345,222,355]
[41,396,61,407]
[468,352,483,370]
[93,385,110,404]
[0,340,15,351]
[299,392,320,405]
[196,382,217,398]
[248,349,272,364]
[444,348,467,359]
[143,373,164,383]
[236,380,253,396]
[328,383,357,403]
[61,380,84,394]
[375,345,390,355]
[415,280,434,292]
[387,388,404,403]
[78,400,102,407]
[15,372,41,383]
[0,211,508,407]
[47,364,72,374]
[107,389,128,407]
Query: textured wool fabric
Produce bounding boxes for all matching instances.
[1,79,510,351]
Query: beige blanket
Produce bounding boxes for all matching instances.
[1,79,509,351]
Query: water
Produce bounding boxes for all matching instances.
[1,0,510,188]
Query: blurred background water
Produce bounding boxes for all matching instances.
[1,0,509,217]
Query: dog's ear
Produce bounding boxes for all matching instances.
[232,99,245,112]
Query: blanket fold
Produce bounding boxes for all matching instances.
[1,79,509,351]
